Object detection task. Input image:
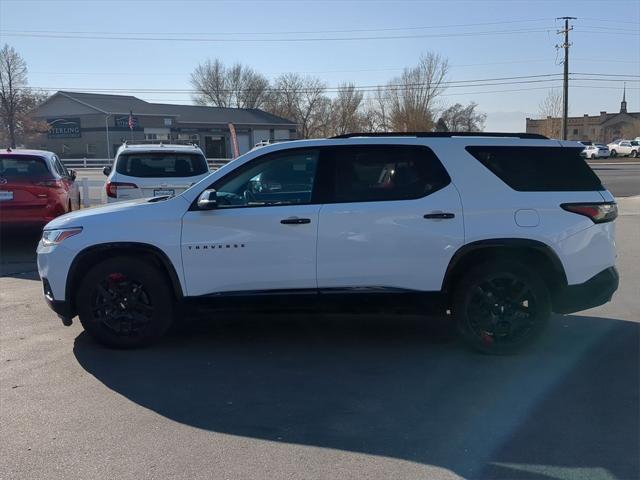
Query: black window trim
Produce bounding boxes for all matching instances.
[189,144,452,211]
[190,146,325,211]
[318,144,451,205]
[465,145,604,192]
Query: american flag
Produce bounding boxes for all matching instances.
[127,111,134,130]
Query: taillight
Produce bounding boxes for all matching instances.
[106,181,138,198]
[561,202,618,223]
[34,179,63,188]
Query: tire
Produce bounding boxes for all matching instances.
[590,154,596,159]
[632,150,638,158]
[76,256,174,348]
[610,149,617,157]
[452,260,551,355]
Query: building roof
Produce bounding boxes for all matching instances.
[38,91,297,126]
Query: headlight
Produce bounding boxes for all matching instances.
[41,227,83,246]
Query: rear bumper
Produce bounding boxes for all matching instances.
[553,267,619,314]
[0,204,63,225]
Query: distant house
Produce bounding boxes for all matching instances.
[526,87,640,143]
[29,91,297,158]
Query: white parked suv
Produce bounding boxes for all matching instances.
[37,132,619,354]
[607,139,639,157]
[103,143,210,202]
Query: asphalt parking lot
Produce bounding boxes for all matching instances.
[1,194,639,479]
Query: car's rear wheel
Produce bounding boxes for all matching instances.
[76,256,174,348]
[453,261,551,355]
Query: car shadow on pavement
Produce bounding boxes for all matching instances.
[0,227,40,277]
[73,313,639,480]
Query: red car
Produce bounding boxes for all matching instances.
[0,149,80,228]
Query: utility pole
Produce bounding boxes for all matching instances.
[556,17,576,140]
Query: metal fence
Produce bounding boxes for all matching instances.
[61,158,232,170]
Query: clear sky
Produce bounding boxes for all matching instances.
[0,0,638,131]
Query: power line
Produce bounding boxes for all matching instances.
[25,78,635,96]
[27,61,639,78]
[0,27,557,43]
[0,18,553,36]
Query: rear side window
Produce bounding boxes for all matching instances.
[116,152,208,178]
[326,145,450,203]
[465,146,604,192]
[0,155,51,179]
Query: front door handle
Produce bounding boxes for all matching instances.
[424,212,455,219]
[281,217,311,225]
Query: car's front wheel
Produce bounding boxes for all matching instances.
[453,260,551,355]
[76,256,174,348]
[610,149,617,157]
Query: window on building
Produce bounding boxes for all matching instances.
[86,144,96,155]
[144,133,171,141]
[178,133,199,141]
[573,129,579,135]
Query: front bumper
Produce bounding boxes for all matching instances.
[553,267,619,314]
[42,277,74,325]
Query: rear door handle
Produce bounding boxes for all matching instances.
[423,212,455,219]
[280,217,311,225]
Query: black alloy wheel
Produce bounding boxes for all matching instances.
[77,256,174,348]
[454,261,551,354]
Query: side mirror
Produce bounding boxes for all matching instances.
[197,189,218,210]
[68,169,77,180]
[103,166,112,176]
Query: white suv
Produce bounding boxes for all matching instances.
[607,139,639,158]
[37,133,619,354]
[103,143,210,202]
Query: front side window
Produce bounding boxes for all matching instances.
[116,152,208,178]
[326,145,450,203]
[213,149,319,208]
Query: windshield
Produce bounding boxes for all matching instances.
[116,152,208,178]
[0,155,52,180]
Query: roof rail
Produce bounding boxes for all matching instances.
[121,139,200,147]
[330,132,548,140]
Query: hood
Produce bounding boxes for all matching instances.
[43,196,189,230]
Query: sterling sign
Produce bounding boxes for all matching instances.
[47,118,81,138]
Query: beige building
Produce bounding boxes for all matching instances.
[30,91,297,159]
[526,88,640,143]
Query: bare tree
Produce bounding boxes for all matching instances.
[377,52,449,131]
[436,102,486,132]
[263,73,329,138]
[0,44,36,148]
[190,59,270,109]
[537,89,563,139]
[329,83,365,136]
